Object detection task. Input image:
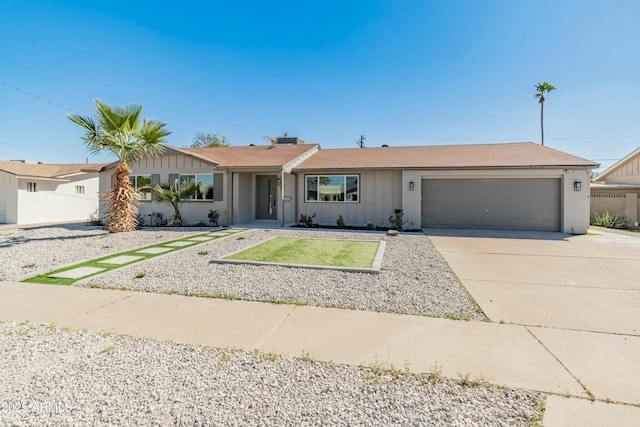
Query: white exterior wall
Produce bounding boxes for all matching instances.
[402,168,593,234]
[296,170,402,227]
[401,170,422,230]
[562,169,592,234]
[0,171,18,223]
[14,174,99,225]
[100,155,228,226]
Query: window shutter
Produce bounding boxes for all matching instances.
[168,174,178,186]
[213,173,224,201]
[151,174,160,187]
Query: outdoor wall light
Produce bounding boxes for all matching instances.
[409,181,414,191]
[574,181,582,192]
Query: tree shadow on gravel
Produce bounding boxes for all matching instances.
[0,224,107,249]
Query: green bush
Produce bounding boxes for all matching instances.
[388,211,408,231]
[336,214,345,228]
[590,211,629,229]
[208,209,220,226]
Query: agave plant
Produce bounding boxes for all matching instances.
[153,179,200,226]
[590,211,629,229]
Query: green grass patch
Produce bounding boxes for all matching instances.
[225,237,379,268]
[21,229,247,285]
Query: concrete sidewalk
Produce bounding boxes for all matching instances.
[3,281,640,426]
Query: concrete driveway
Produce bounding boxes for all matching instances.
[425,228,640,424]
[425,228,640,335]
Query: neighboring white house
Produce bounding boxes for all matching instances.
[98,140,598,234]
[0,160,103,225]
[591,146,640,226]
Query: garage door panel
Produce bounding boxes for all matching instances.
[422,178,560,231]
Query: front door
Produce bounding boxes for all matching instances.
[256,175,277,220]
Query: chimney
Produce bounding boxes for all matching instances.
[276,137,304,145]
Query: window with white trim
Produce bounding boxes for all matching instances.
[306,175,359,202]
[179,174,214,200]
[27,182,37,192]
[130,175,152,200]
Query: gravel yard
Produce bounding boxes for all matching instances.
[0,321,544,426]
[89,228,482,320]
[1,224,483,319]
[0,224,207,282]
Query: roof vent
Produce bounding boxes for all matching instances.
[276,137,304,145]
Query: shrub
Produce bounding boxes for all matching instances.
[135,213,146,229]
[86,209,103,226]
[208,209,220,227]
[388,211,408,231]
[298,213,316,228]
[150,212,168,227]
[366,222,377,230]
[337,214,345,228]
[590,211,629,229]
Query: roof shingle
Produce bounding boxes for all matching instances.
[293,142,599,171]
[171,144,319,168]
[0,161,106,178]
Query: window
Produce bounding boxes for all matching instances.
[179,174,214,200]
[75,185,85,194]
[27,182,37,192]
[305,175,359,202]
[130,175,152,200]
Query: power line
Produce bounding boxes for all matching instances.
[0,80,76,113]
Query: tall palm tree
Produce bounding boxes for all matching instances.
[152,179,200,226]
[67,100,171,232]
[534,82,557,146]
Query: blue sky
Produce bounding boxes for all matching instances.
[1,0,638,172]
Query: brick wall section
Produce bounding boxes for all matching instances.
[562,169,591,234]
[402,170,422,230]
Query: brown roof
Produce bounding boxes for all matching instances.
[170,144,319,168]
[0,161,106,178]
[293,142,599,171]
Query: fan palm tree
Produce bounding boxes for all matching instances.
[534,82,557,146]
[152,179,200,226]
[67,100,171,232]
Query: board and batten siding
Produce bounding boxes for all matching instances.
[296,170,402,227]
[604,155,640,184]
[99,154,228,226]
[282,172,297,224]
[233,172,253,224]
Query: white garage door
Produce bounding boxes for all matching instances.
[421,178,561,231]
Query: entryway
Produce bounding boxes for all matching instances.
[256,175,277,220]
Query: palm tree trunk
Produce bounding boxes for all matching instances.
[540,100,545,146]
[105,162,139,232]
